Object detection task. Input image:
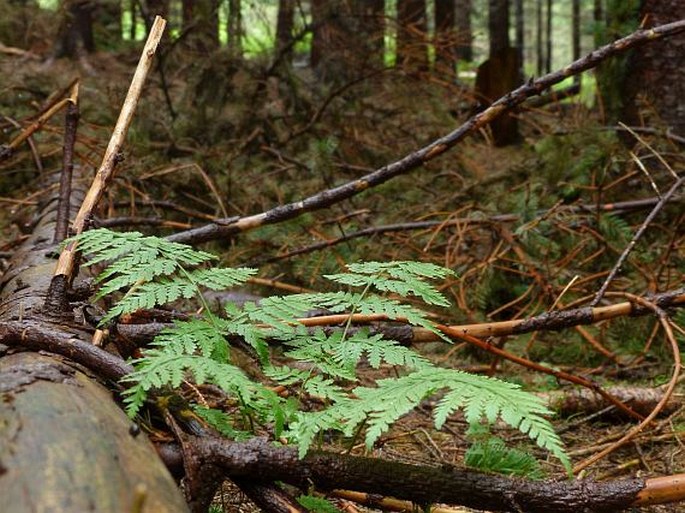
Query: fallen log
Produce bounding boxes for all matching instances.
[0,352,188,512]
[0,159,187,513]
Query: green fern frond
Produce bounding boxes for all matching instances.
[73,228,216,267]
[598,213,632,244]
[73,229,217,298]
[100,269,255,324]
[289,366,570,472]
[193,406,253,440]
[264,365,348,403]
[72,228,256,324]
[465,436,545,479]
[73,229,569,474]
[123,353,258,416]
[325,261,454,307]
[223,314,270,363]
[284,328,428,378]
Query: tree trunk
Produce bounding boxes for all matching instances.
[622,0,685,133]
[435,0,457,76]
[396,0,429,72]
[276,0,295,56]
[488,0,510,55]
[130,0,138,39]
[572,0,580,83]
[182,0,220,53]
[514,0,524,79]
[227,0,242,57]
[54,0,96,59]
[455,0,472,61]
[311,0,383,83]
[594,0,640,122]
[478,0,519,146]
[545,0,553,72]
[146,0,170,22]
[0,170,188,513]
[355,0,385,68]
[536,0,543,74]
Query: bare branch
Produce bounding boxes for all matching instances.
[167,19,685,246]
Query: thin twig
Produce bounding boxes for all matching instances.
[591,175,684,307]
[54,81,80,243]
[44,16,166,316]
[573,292,681,474]
[51,16,167,282]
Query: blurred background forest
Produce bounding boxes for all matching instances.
[0,2,684,509]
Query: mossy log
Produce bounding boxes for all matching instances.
[0,351,188,513]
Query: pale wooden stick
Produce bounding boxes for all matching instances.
[52,16,167,280]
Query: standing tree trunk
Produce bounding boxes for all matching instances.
[594,0,639,122]
[146,0,170,24]
[488,0,510,55]
[435,0,457,77]
[514,0,524,80]
[396,0,429,72]
[276,0,295,57]
[182,0,220,53]
[455,0,472,61]
[54,0,96,59]
[130,0,138,39]
[572,0,581,83]
[622,0,685,132]
[311,0,384,83]
[227,0,242,57]
[545,0,553,72]
[536,0,543,74]
[594,0,603,25]
[477,0,519,146]
[356,0,385,68]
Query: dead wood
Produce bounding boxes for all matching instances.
[2,18,685,513]
[542,386,682,418]
[0,352,188,512]
[0,169,187,512]
[160,435,678,513]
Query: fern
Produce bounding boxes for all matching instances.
[72,228,570,475]
[288,367,571,473]
[325,261,454,307]
[71,228,256,325]
[193,405,253,440]
[465,435,545,479]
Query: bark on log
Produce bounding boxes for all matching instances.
[0,351,189,513]
[0,168,188,512]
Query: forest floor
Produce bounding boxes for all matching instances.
[0,31,683,513]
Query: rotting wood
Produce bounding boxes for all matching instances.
[0,168,189,512]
